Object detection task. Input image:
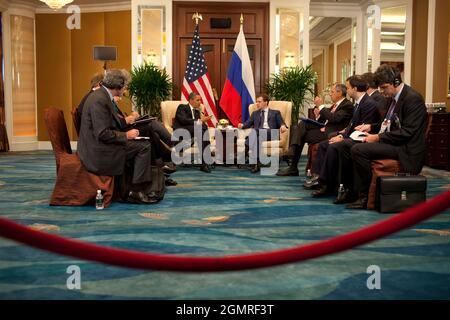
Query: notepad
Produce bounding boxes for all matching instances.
[349,130,368,142]
[299,117,326,128]
[134,136,151,140]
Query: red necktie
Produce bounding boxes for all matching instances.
[330,104,337,113]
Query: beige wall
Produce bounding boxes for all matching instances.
[433,0,450,110]
[312,53,324,95]
[336,39,351,84]
[410,0,428,98]
[36,11,132,141]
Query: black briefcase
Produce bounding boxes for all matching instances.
[375,175,427,213]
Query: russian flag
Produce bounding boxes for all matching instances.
[220,25,255,127]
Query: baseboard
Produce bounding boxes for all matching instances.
[38,141,78,151]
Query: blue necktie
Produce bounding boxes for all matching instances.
[385,100,397,121]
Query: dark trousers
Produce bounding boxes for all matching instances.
[138,120,172,161]
[290,121,328,167]
[314,140,339,191]
[125,140,152,185]
[334,139,358,188]
[175,124,211,162]
[351,142,399,194]
[245,128,274,163]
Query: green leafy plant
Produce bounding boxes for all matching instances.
[127,62,173,119]
[265,65,317,124]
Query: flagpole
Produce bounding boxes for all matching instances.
[240,13,243,25]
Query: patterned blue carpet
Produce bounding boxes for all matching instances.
[0,151,449,300]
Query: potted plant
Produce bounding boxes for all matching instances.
[127,62,173,119]
[265,65,317,125]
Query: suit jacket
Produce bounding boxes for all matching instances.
[343,94,380,137]
[319,98,354,135]
[241,108,285,130]
[77,87,128,176]
[379,84,427,174]
[173,103,203,130]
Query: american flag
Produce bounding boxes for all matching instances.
[181,25,218,127]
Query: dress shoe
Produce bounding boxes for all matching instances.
[311,185,329,197]
[127,191,158,204]
[346,195,368,209]
[165,178,178,186]
[250,164,260,173]
[303,179,320,190]
[200,164,211,173]
[333,189,355,204]
[162,163,177,174]
[276,166,299,176]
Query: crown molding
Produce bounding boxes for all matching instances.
[36,1,131,14]
[310,1,363,17]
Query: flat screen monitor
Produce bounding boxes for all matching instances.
[93,46,117,61]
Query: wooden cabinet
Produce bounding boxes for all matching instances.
[426,113,450,170]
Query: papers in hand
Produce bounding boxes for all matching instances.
[134,136,150,140]
[299,117,325,128]
[350,130,368,142]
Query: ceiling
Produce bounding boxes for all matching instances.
[20,0,364,6]
[310,17,352,42]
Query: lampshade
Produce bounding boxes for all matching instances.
[40,0,74,10]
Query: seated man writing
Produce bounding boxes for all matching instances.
[77,69,159,204]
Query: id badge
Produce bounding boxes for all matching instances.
[379,119,390,134]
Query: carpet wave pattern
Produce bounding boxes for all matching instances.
[0,151,449,299]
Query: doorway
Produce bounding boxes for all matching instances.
[173,1,269,108]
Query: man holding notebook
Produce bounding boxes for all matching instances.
[276,83,353,176]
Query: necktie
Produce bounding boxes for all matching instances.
[385,99,397,120]
[344,103,359,137]
[191,108,195,119]
[353,103,359,115]
[330,104,337,113]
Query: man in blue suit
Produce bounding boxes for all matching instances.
[238,94,287,173]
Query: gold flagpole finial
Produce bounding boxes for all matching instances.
[192,12,203,25]
[240,13,244,25]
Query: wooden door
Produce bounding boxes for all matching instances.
[173,1,269,103]
[221,38,262,98]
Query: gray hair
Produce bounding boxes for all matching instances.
[103,69,130,90]
[334,83,347,97]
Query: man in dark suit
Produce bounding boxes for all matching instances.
[173,92,213,173]
[346,65,427,209]
[77,69,158,204]
[276,83,353,176]
[309,75,380,198]
[238,94,287,173]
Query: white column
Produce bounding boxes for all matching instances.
[3,4,38,151]
[425,0,436,103]
[132,0,172,77]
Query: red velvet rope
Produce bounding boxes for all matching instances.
[1,190,449,272]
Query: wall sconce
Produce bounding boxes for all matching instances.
[284,52,296,68]
[146,49,159,66]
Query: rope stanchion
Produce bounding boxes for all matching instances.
[0,190,449,272]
